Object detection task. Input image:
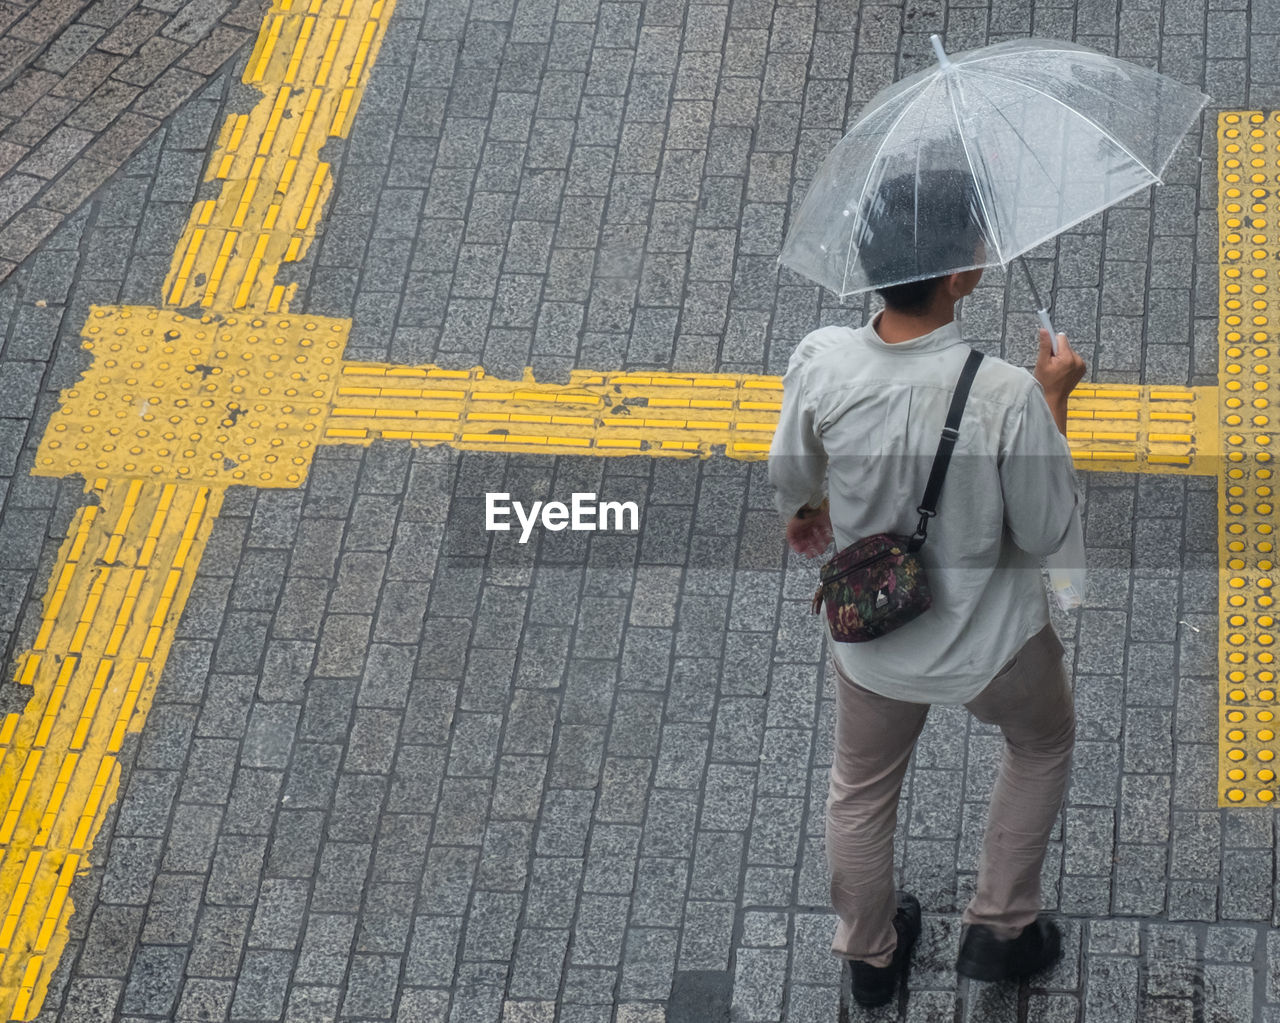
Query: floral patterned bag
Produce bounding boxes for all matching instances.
[810,349,984,643]
[811,533,930,641]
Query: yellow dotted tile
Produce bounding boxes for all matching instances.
[36,308,347,488]
[1218,111,1280,806]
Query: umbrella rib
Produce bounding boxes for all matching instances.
[944,76,1006,266]
[961,72,1069,259]
[841,85,936,296]
[969,67,1161,177]
[965,75,1055,186]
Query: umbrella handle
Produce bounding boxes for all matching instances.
[1037,308,1059,356]
[1017,257,1059,355]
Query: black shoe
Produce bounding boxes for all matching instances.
[955,915,1062,982]
[848,891,921,1008]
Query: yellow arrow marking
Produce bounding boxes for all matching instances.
[1217,113,1280,807]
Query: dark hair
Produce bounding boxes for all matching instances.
[858,168,985,315]
[876,276,947,315]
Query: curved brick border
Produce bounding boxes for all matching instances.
[0,0,270,280]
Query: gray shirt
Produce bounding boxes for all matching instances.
[768,317,1078,704]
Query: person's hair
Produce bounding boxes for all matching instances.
[858,168,985,316]
[876,276,947,316]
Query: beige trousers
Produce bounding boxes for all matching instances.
[827,622,1075,966]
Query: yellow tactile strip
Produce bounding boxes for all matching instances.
[41,322,1223,470]
[162,0,394,314]
[1218,112,1280,807]
[36,309,1224,470]
[0,0,397,1012]
[0,480,222,1018]
[321,363,1218,470]
[323,364,782,456]
[1067,384,1217,474]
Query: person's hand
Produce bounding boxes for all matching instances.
[786,502,833,558]
[1032,328,1086,434]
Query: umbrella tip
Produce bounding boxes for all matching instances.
[930,34,952,68]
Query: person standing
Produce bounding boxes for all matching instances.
[768,173,1088,1008]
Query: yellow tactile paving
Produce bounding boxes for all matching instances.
[41,328,1217,472]
[1218,112,1280,807]
[314,364,1219,469]
[0,0,396,1013]
[162,0,394,313]
[1067,385,1217,473]
[0,481,222,1018]
[0,0,1260,1003]
[321,364,780,457]
[34,307,347,486]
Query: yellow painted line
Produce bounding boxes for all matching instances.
[0,754,42,844]
[248,13,282,82]
[0,854,41,949]
[33,758,77,846]
[69,665,112,752]
[33,855,76,953]
[1218,112,1280,807]
[283,16,314,82]
[70,758,116,851]
[291,92,321,157]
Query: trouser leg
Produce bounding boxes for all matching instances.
[827,660,929,966]
[962,623,1076,937]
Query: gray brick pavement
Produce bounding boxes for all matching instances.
[0,0,1274,1019]
[0,0,270,278]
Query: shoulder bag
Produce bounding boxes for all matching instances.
[810,348,984,642]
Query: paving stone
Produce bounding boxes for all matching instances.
[188,906,251,979]
[731,947,787,1021]
[294,914,358,986]
[340,953,401,1017]
[120,945,185,1017]
[229,950,292,1020]
[175,977,234,1022]
[615,927,677,1001]
[623,855,686,933]
[0,0,1250,1019]
[247,878,309,951]
[207,834,267,906]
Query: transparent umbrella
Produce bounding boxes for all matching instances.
[778,36,1208,611]
[779,35,1209,346]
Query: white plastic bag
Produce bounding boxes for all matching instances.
[1046,503,1086,611]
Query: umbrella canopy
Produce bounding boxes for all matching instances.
[779,37,1209,297]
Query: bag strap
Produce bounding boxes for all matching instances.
[908,348,984,551]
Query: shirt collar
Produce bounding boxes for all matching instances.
[861,312,965,353]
